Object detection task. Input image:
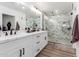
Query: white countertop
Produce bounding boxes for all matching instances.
[0,31,47,44]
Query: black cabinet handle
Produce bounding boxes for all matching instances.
[23,48,25,55]
[19,49,22,57]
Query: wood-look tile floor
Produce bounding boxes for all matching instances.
[36,42,76,57]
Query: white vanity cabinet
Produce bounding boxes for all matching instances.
[0,31,48,57]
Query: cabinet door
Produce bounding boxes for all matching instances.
[0,36,30,57]
[24,46,34,57]
[31,41,39,57]
[0,47,20,57]
[6,48,20,57]
[19,36,34,57]
[0,39,20,57]
[24,35,40,57]
[24,39,37,57]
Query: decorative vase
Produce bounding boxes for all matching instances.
[16,22,20,30]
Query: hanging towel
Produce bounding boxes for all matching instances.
[71,15,79,43]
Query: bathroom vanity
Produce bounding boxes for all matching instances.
[0,31,48,57]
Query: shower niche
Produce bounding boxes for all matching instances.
[2,14,15,31]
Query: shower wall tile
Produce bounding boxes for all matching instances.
[45,15,72,46]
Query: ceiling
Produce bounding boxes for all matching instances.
[0,2,39,18]
[25,2,72,16]
[0,2,73,17]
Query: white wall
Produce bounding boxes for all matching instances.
[0,5,26,30]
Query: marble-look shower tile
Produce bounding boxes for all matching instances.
[45,15,72,46]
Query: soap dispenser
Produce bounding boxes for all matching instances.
[16,22,20,30]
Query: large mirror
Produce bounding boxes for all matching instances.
[26,16,40,31]
[2,14,15,31]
